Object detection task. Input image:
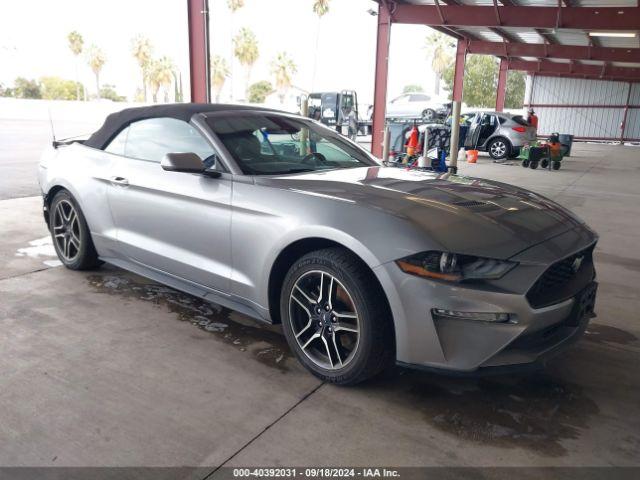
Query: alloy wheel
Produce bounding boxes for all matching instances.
[52,199,81,262]
[491,140,507,158]
[288,270,360,370]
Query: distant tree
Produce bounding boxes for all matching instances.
[148,56,174,103]
[131,35,153,102]
[248,80,273,104]
[40,76,84,100]
[210,55,230,102]
[424,32,455,96]
[0,82,13,97]
[233,28,259,100]
[227,0,244,12]
[271,52,297,104]
[99,84,126,102]
[505,70,526,109]
[67,31,84,101]
[442,55,497,108]
[13,77,42,99]
[173,71,183,102]
[85,45,106,100]
[311,0,330,90]
[402,84,424,94]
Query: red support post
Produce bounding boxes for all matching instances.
[371,3,392,159]
[496,58,508,112]
[188,0,210,103]
[452,39,467,102]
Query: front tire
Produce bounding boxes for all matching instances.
[280,247,394,385]
[49,190,102,270]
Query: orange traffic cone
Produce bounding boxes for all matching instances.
[406,126,419,157]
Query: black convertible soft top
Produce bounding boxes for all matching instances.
[84,103,280,150]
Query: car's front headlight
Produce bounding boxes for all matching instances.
[395,251,516,283]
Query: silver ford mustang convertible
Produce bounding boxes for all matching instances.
[39,104,598,385]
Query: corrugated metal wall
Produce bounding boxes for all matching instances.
[530,76,639,141]
[626,84,640,141]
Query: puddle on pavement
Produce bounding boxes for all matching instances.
[585,323,638,346]
[15,236,61,267]
[372,370,599,457]
[86,269,291,372]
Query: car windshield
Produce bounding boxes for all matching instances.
[206,113,377,175]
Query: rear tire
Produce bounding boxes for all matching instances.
[488,138,510,160]
[541,159,549,169]
[280,247,394,385]
[49,190,102,270]
[422,109,435,122]
[553,161,561,170]
[521,160,530,168]
[530,160,539,170]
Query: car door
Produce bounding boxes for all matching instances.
[387,95,409,117]
[464,113,482,148]
[105,117,232,294]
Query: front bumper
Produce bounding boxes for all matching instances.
[373,247,597,374]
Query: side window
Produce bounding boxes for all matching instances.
[123,117,216,165]
[104,127,129,156]
[410,94,429,102]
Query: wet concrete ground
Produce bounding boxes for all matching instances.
[1,143,639,471]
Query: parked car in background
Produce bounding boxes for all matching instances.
[464,111,536,160]
[386,93,449,121]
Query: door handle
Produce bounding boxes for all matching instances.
[110,176,129,186]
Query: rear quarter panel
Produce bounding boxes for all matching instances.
[40,143,119,257]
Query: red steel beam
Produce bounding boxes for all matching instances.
[187,0,210,103]
[496,58,508,112]
[391,4,640,30]
[530,103,640,109]
[467,40,640,63]
[452,39,468,102]
[528,72,640,83]
[508,59,640,80]
[371,2,391,158]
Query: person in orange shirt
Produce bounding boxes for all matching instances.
[527,107,539,130]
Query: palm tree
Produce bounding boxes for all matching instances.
[131,35,153,102]
[210,55,230,102]
[311,0,330,90]
[67,31,84,101]
[233,27,259,100]
[424,31,455,96]
[270,52,297,105]
[148,56,174,103]
[226,0,244,99]
[85,45,106,100]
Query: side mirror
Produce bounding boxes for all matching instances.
[161,152,206,173]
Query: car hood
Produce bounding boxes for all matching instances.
[257,166,585,259]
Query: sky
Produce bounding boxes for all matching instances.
[0,0,442,105]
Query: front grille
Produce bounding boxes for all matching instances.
[526,245,595,309]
